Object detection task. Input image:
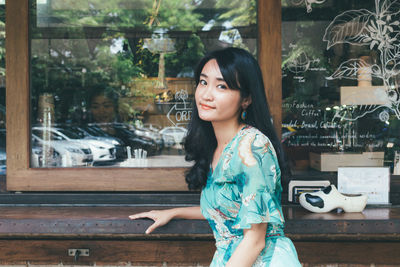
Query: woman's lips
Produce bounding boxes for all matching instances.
[200,103,215,110]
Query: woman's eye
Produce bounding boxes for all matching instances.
[199,80,207,85]
[217,84,227,89]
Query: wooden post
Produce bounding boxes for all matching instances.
[5,0,30,175]
[258,0,282,138]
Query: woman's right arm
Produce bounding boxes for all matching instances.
[129,206,204,234]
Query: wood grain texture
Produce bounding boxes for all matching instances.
[7,167,188,191]
[295,242,400,265]
[5,0,30,172]
[0,240,399,265]
[0,240,215,265]
[258,0,282,137]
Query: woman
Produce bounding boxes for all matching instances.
[129,47,301,266]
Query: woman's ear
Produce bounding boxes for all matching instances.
[242,96,252,109]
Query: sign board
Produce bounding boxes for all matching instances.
[338,167,390,205]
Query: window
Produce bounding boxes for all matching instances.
[30,0,257,169]
[281,0,400,174]
[6,0,281,191]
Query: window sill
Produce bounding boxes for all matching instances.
[0,205,399,241]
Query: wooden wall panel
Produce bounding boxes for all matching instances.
[0,240,399,265]
[5,0,30,172]
[0,240,215,265]
[258,0,282,137]
[295,241,400,265]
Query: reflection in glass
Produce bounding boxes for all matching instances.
[0,1,5,175]
[29,0,257,168]
[281,0,400,174]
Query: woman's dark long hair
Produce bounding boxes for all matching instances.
[184,47,289,190]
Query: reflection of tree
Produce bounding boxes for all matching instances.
[31,0,256,124]
[216,0,256,26]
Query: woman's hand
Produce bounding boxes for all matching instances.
[129,209,176,234]
[129,206,204,234]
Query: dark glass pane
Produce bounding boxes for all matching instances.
[282,0,400,175]
[29,0,257,168]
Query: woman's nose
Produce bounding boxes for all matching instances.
[202,85,214,100]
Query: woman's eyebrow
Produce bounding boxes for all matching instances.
[200,73,225,82]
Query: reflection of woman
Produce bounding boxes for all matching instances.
[90,94,117,123]
[89,88,119,123]
[130,48,301,266]
[88,89,119,135]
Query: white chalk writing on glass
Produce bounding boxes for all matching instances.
[324,0,400,121]
[167,89,192,127]
[289,0,327,13]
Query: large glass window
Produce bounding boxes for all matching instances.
[282,0,400,174]
[30,0,257,168]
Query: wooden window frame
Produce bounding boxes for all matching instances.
[5,0,282,191]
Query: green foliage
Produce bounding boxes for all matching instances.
[29,0,257,123]
[165,34,205,77]
[216,0,256,26]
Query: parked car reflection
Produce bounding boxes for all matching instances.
[131,125,164,154]
[31,143,62,168]
[32,129,93,167]
[65,124,127,161]
[0,129,5,175]
[33,126,116,165]
[0,148,5,175]
[89,123,159,157]
[159,126,188,149]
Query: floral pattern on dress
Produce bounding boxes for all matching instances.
[200,125,301,267]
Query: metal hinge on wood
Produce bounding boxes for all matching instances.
[68,249,90,261]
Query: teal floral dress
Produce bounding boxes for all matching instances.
[200,126,301,266]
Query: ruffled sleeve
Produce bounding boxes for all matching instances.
[232,131,285,230]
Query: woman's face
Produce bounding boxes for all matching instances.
[90,95,115,123]
[195,59,243,124]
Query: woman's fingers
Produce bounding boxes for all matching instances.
[129,212,153,220]
[129,210,172,234]
[145,222,160,234]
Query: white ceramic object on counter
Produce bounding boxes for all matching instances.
[299,184,368,213]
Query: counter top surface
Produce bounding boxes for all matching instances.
[0,205,399,240]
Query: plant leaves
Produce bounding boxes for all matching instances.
[326,58,382,80]
[323,9,373,49]
[332,105,386,121]
[380,0,400,16]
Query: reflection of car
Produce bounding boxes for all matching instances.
[90,123,158,156]
[159,126,188,147]
[31,144,62,168]
[133,126,164,153]
[33,126,116,164]
[0,130,6,174]
[66,125,127,161]
[0,148,6,175]
[143,123,174,147]
[111,123,158,156]
[31,131,93,167]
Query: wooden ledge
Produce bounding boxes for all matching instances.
[0,206,399,240]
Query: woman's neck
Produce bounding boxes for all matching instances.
[212,120,245,148]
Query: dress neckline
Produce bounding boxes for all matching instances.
[210,125,249,175]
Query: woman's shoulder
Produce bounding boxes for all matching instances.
[239,125,275,151]
[235,125,277,164]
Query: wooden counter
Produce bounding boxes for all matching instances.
[0,205,399,265]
